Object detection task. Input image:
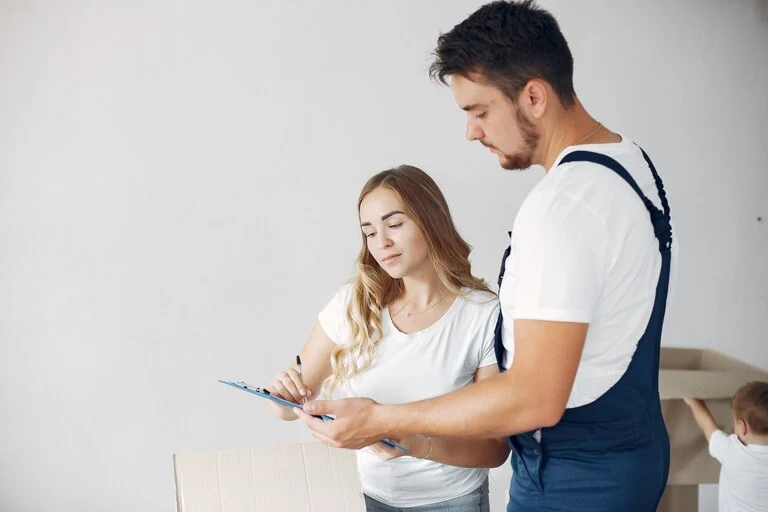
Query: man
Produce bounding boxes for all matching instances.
[298,1,674,510]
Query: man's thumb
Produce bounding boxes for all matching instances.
[303,399,332,415]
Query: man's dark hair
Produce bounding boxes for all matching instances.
[430,0,576,107]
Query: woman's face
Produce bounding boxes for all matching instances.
[359,187,431,280]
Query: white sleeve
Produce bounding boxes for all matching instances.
[478,301,500,368]
[511,190,610,323]
[317,284,353,345]
[708,430,739,467]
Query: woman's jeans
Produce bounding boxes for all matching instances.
[363,478,490,512]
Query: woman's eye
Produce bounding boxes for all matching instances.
[364,232,375,238]
[389,223,403,229]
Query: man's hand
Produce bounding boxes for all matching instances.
[296,398,388,449]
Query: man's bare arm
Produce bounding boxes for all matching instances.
[300,320,588,447]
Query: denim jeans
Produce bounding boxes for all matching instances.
[363,478,489,512]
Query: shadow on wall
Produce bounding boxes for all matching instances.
[757,0,768,23]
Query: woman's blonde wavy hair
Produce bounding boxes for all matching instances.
[322,165,493,397]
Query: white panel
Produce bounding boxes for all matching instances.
[249,444,312,512]
[173,452,222,512]
[215,449,258,512]
[302,442,364,512]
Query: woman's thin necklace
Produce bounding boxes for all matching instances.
[393,295,447,319]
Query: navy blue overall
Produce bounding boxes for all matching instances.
[493,149,672,511]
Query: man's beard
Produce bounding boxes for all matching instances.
[499,105,540,171]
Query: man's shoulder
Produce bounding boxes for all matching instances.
[528,145,652,220]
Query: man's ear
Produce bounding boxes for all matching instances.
[520,79,548,120]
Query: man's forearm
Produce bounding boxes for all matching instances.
[299,320,584,450]
[378,370,559,439]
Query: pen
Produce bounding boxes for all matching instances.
[219,379,407,451]
[296,354,306,404]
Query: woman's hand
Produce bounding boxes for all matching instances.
[268,367,312,404]
[265,367,313,420]
[367,435,430,462]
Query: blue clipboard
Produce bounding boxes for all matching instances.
[218,379,408,452]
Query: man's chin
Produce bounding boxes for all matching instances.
[499,158,515,170]
[499,155,531,171]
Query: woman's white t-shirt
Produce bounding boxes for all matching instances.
[318,285,499,508]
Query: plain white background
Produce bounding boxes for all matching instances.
[1,1,766,510]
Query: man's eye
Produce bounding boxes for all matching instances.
[476,112,487,119]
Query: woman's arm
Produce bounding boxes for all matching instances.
[266,321,335,421]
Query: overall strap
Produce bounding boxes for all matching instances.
[559,149,672,253]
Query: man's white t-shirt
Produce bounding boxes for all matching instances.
[318,284,498,507]
[499,135,677,408]
[709,430,768,511]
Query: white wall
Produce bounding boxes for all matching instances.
[1,1,766,510]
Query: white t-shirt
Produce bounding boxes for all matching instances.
[709,430,768,511]
[499,135,677,408]
[318,284,499,508]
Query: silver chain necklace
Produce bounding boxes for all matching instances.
[573,121,602,146]
[393,295,447,319]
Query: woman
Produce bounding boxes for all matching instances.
[267,165,509,511]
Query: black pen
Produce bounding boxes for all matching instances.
[296,355,306,404]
